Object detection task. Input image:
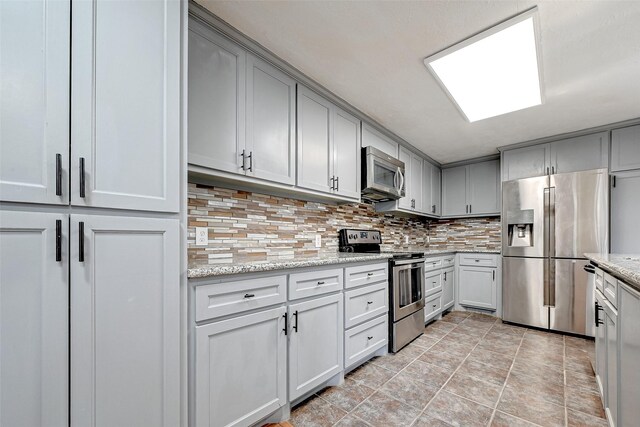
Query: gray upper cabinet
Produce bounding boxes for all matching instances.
[443,160,499,216]
[398,148,413,210]
[72,0,180,213]
[610,170,640,253]
[188,20,246,175]
[297,86,360,200]
[423,161,437,215]
[410,153,423,212]
[442,166,468,216]
[468,160,500,215]
[611,124,640,172]
[71,215,180,427]
[432,165,442,216]
[297,86,333,194]
[550,132,609,174]
[246,54,296,185]
[502,144,550,181]
[0,0,70,205]
[361,124,399,157]
[333,108,361,200]
[502,131,610,181]
[1,211,69,427]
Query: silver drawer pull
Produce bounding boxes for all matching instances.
[367,301,374,305]
[367,336,374,340]
[317,281,325,285]
[244,293,255,298]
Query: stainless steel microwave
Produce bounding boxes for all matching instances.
[361,146,406,201]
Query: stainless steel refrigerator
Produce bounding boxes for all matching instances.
[502,168,608,337]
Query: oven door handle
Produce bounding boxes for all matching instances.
[393,258,425,266]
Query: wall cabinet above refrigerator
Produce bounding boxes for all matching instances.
[501,132,609,181]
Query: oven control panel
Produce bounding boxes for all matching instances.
[340,229,381,244]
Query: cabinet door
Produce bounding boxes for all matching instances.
[423,161,434,214]
[297,86,333,194]
[442,267,455,309]
[604,302,618,427]
[333,108,361,200]
[289,294,343,400]
[188,19,245,175]
[362,124,398,157]
[410,153,423,211]
[0,211,68,427]
[398,147,412,209]
[468,160,499,215]
[610,170,640,253]
[594,291,607,400]
[502,144,550,181]
[72,0,180,212]
[71,215,179,427]
[611,125,640,172]
[195,307,286,427]
[551,132,609,174]
[246,54,295,185]
[432,165,442,215]
[619,282,640,427]
[0,0,69,204]
[442,166,467,216]
[458,267,497,310]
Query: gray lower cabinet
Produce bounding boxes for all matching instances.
[611,124,640,172]
[72,0,180,212]
[297,86,360,200]
[0,0,70,205]
[288,294,344,401]
[71,215,180,427]
[610,169,640,253]
[594,289,607,399]
[603,299,618,427]
[442,267,455,310]
[195,307,287,427]
[619,282,640,427]
[458,266,497,310]
[0,211,69,427]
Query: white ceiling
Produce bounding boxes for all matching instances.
[196,0,640,164]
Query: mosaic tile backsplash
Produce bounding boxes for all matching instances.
[188,183,501,266]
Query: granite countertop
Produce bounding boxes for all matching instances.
[584,253,640,292]
[188,252,393,279]
[188,247,501,279]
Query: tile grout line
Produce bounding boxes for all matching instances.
[408,315,497,426]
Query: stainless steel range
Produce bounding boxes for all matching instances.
[339,229,425,352]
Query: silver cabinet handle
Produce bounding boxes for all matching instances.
[293,310,298,332]
[330,176,335,190]
[547,166,550,175]
[55,219,62,262]
[240,150,246,170]
[469,204,472,213]
[56,154,63,196]
[79,157,86,198]
[432,204,435,214]
[79,221,85,262]
[335,176,339,191]
[551,166,555,174]
[493,270,495,281]
[248,151,253,172]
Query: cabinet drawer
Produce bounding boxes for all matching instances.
[195,275,287,322]
[603,272,618,308]
[424,257,443,272]
[344,315,388,369]
[425,293,442,322]
[344,262,388,289]
[459,254,498,267]
[344,282,388,328]
[425,270,442,297]
[288,267,343,300]
[442,256,455,268]
[595,267,604,293]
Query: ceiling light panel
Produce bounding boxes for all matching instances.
[424,8,543,122]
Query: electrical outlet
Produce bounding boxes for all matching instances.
[195,227,208,246]
[404,236,409,244]
[315,234,322,248]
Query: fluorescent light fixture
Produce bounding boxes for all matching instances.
[424,8,543,122]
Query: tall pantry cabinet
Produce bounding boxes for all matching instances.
[0,1,183,427]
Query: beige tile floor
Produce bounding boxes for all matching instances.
[285,311,605,427]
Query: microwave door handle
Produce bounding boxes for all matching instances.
[393,167,398,190]
[397,168,404,194]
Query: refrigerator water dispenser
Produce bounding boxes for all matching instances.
[507,210,534,247]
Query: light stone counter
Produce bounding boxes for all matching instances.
[585,253,640,292]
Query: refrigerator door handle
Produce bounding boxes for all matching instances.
[543,188,550,258]
[549,187,556,259]
[549,259,556,307]
[543,258,550,306]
